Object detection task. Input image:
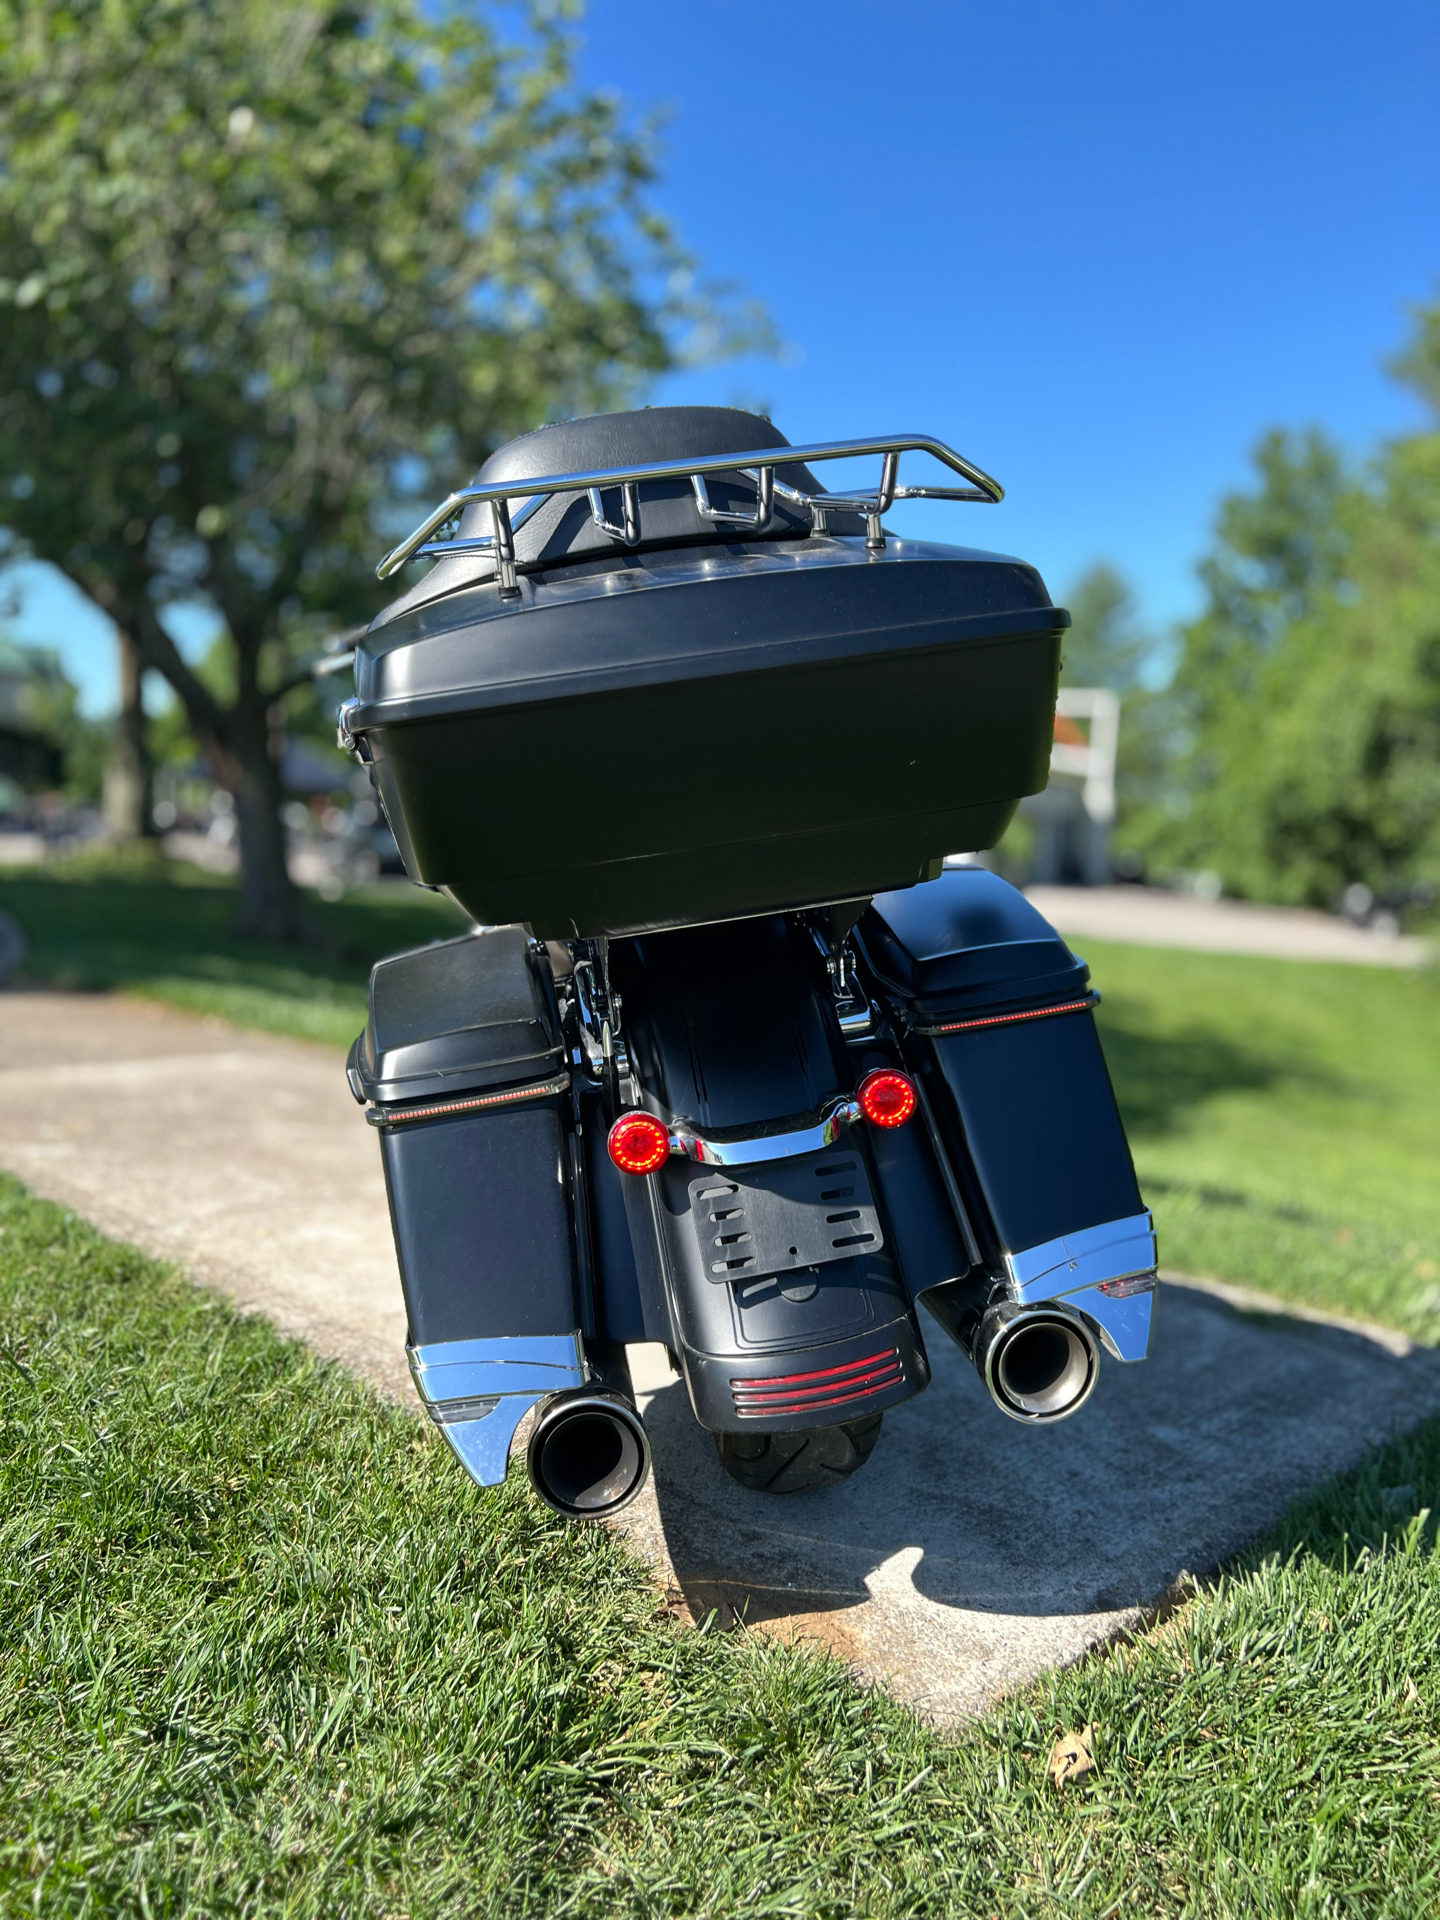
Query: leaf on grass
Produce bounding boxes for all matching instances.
[1048,1723,1097,1789]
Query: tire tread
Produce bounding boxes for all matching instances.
[714,1414,883,1494]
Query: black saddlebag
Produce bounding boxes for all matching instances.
[348,928,587,1485]
[854,869,1156,1359]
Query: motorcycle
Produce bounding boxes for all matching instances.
[339,407,1156,1517]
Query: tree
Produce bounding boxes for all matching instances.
[1142,303,1440,905]
[0,632,100,801]
[1059,562,1154,694]
[1053,562,1183,852]
[0,0,740,937]
[100,630,152,841]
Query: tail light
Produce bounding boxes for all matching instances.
[730,1347,904,1419]
[856,1068,916,1129]
[607,1111,672,1176]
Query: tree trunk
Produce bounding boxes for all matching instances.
[79,585,313,943]
[101,627,153,840]
[230,711,306,943]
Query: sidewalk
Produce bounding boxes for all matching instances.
[1025,884,1434,966]
[4,988,1439,1726]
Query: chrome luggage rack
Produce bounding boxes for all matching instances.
[375,433,1004,599]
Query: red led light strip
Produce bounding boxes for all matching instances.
[731,1374,905,1419]
[730,1349,898,1392]
[922,994,1098,1036]
[730,1349,903,1418]
[735,1365,902,1405]
[372,1072,571,1127]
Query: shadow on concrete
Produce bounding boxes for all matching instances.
[633,1281,1440,1631]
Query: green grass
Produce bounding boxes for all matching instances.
[1083,940,1440,1343]
[2,1175,1439,1917]
[0,852,465,1049]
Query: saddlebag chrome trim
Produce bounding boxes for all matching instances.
[408,1330,586,1403]
[1061,1281,1157,1364]
[1005,1211,1156,1295]
[407,1332,586,1487]
[1002,1212,1158,1363]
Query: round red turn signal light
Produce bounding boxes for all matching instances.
[856,1069,917,1129]
[607,1111,671,1176]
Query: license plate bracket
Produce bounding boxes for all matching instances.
[689,1149,885,1281]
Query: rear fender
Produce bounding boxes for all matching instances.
[609,915,932,1430]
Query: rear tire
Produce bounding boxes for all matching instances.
[714,1414,883,1494]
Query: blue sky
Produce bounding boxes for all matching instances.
[11,0,1439,712]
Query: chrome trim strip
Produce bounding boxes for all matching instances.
[376,431,1003,580]
[1062,1281,1156,1364]
[436,1399,538,1488]
[1000,1213,1158,1365]
[410,1332,585,1371]
[407,1332,587,1489]
[408,1331,586,1406]
[909,992,1100,1037]
[666,1096,862,1167]
[1005,1211,1156,1296]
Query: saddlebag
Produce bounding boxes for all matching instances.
[855,868,1157,1362]
[348,927,586,1484]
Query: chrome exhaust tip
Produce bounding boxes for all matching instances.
[526,1388,651,1519]
[973,1303,1099,1424]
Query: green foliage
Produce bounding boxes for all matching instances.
[1192,428,1356,654]
[1139,302,1440,905]
[1059,562,1155,693]
[0,634,104,800]
[3,1174,1440,1916]
[1054,563,1187,848]
[1389,293,1440,416]
[0,0,700,636]
[0,0,754,930]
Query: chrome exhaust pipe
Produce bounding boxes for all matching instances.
[526,1388,651,1519]
[972,1301,1099,1424]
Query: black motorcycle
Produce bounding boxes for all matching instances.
[340,408,1156,1518]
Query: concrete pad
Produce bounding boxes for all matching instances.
[4,989,1439,1727]
[1024,883,1434,967]
[624,1293,1440,1722]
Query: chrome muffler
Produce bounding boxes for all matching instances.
[526,1388,651,1519]
[971,1301,1100,1424]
